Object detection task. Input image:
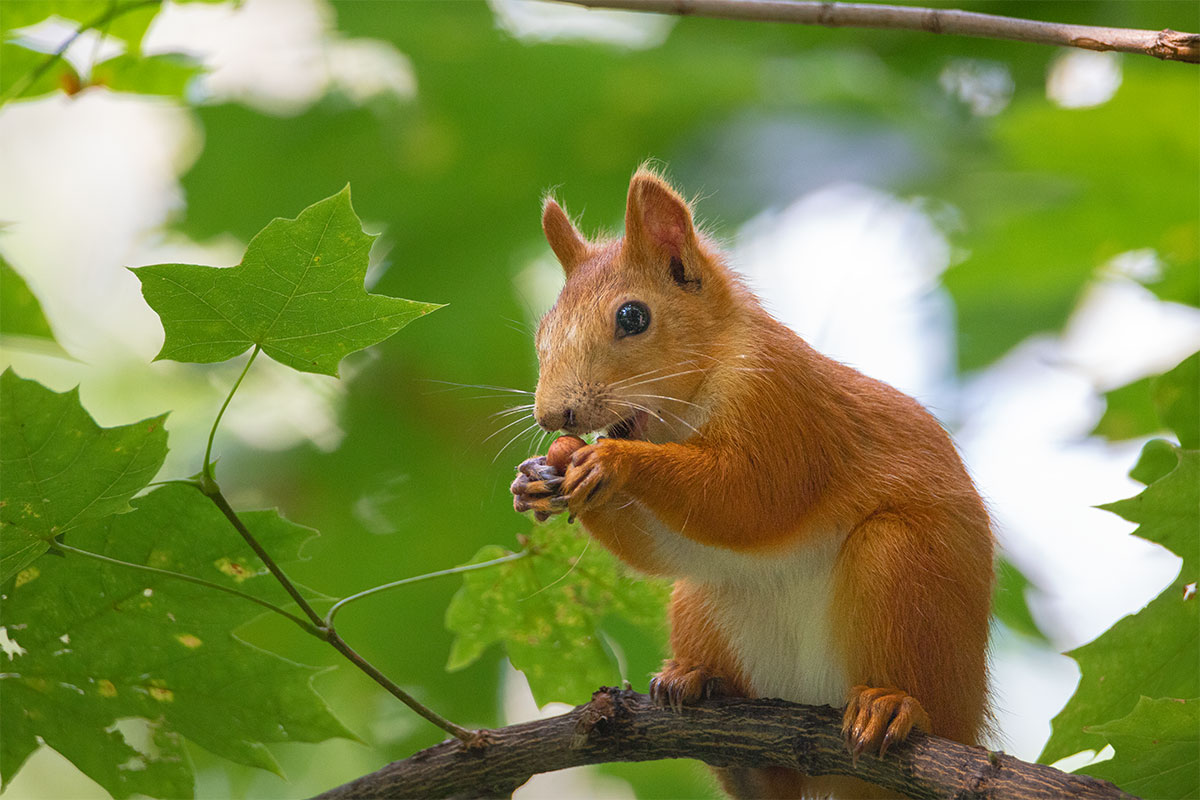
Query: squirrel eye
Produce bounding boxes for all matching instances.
[615,301,651,337]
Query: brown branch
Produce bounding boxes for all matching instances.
[314,688,1137,800]
[553,0,1199,64]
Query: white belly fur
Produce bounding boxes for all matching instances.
[639,506,850,707]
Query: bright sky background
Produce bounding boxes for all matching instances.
[1,1,1197,797]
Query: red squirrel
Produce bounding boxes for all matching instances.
[511,169,993,799]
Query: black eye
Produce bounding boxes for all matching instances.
[615,301,650,337]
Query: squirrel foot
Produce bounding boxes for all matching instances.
[649,659,726,712]
[841,685,930,758]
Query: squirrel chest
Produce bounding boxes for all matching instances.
[638,503,851,707]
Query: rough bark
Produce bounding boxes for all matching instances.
[315,689,1137,800]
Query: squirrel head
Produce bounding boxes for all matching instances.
[533,168,740,443]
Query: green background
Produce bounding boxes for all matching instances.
[1,0,1197,797]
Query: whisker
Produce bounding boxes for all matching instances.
[616,367,712,390]
[423,379,534,396]
[606,398,686,437]
[521,536,590,600]
[610,397,701,437]
[492,420,543,464]
[657,407,701,436]
[483,412,538,445]
[624,392,706,411]
[609,359,700,388]
[489,403,536,420]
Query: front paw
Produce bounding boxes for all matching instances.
[560,442,626,516]
[511,455,567,522]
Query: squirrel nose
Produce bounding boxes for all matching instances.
[537,407,576,432]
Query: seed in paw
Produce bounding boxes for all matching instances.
[546,435,586,472]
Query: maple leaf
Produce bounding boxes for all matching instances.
[133,186,441,377]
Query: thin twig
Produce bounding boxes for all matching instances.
[325,550,531,627]
[201,484,327,629]
[0,0,163,108]
[554,0,1200,63]
[325,630,478,743]
[52,540,321,636]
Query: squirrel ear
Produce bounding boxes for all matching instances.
[542,197,589,276]
[624,170,696,261]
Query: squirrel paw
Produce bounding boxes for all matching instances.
[649,660,726,712]
[560,444,623,516]
[511,456,567,521]
[841,685,930,758]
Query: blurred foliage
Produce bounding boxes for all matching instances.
[0,0,209,104]
[992,558,1049,644]
[2,0,1198,798]
[0,256,57,344]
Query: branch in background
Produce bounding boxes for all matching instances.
[554,0,1199,64]
[315,689,1137,800]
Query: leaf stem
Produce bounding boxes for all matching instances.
[51,540,321,636]
[203,345,260,484]
[0,0,162,108]
[325,550,530,627]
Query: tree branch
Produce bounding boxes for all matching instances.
[314,688,1136,800]
[552,0,1199,64]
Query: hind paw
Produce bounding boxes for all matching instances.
[841,685,930,758]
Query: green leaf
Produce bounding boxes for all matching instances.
[445,516,669,706]
[1154,352,1199,450]
[1041,445,1199,765]
[1130,438,1183,486]
[0,1,162,52]
[0,370,168,584]
[1084,696,1200,800]
[133,187,442,377]
[0,256,57,342]
[1101,444,1198,578]
[91,52,201,97]
[0,42,80,99]
[0,484,354,798]
[992,557,1048,643]
[1093,377,1157,443]
[1092,351,1198,449]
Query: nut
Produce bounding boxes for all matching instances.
[546,435,587,472]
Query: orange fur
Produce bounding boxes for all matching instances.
[521,168,993,799]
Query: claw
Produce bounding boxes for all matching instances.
[842,685,929,759]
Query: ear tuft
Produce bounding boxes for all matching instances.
[542,196,589,276]
[625,169,695,259]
